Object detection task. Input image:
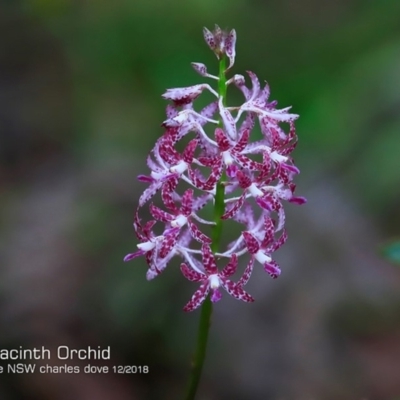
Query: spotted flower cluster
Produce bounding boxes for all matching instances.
[124,25,306,312]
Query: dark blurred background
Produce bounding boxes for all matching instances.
[1,1,400,399]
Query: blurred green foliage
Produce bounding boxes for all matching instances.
[19,0,400,210]
[382,240,400,265]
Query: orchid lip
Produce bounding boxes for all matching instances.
[270,151,288,163]
[171,215,188,228]
[151,171,165,180]
[137,241,156,252]
[170,160,188,174]
[222,151,234,166]
[248,183,264,198]
[209,274,221,289]
[255,250,272,265]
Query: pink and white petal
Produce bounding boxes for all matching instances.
[241,140,266,155]
[263,165,281,185]
[210,288,222,303]
[244,204,256,228]
[181,189,194,216]
[233,128,250,152]
[146,256,165,279]
[274,164,291,185]
[237,257,255,287]
[281,162,300,174]
[225,29,236,70]
[187,167,205,188]
[197,156,218,167]
[190,159,222,191]
[179,228,193,248]
[221,253,238,278]
[221,193,246,220]
[161,178,179,213]
[139,182,162,207]
[258,154,272,181]
[269,126,281,149]
[143,220,156,238]
[146,267,160,281]
[206,157,222,184]
[234,153,263,171]
[137,174,154,183]
[226,235,245,253]
[162,84,207,106]
[203,27,216,51]
[215,127,231,151]
[255,196,274,212]
[200,101,218,121]
[192,193,213,212]
[219,97,237,140]
[260,81,271,104]
[222,280,254,303]
[233,74,250,99]
[149,204,173,223]
[188,221,211,244]
[123,249,145,262]
[146,154,161,171]
[201,243,218,275]
[289,195,307,205]
[191,62,208,76]
[239,113,255,135]
[158,133,180,165]
[280,139,298,157]
[145,249,155,267]
[269,191,285,208]
[180,263,204,282]
[267,229,288,253]
[182,139,198,163]
[152,142,169,167]
[159,228,179,258]
[133,212,145,240]
[263,108,299,122]
[233,203,253,226]
[246,71,261,101]
[226,164,238,178]
[264,260,281,279]
[276,206,286,232]
[261,216,275,248]
[183,283,210,312]
[165,104,178,119]
[242,231,260,254]
[147,251,173,279]
[236,170,252,189]
[192,126,218,155]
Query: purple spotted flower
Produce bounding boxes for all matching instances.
[181,244,254,312]
[150,188,212,244]
[242,216,288,279]
[124,25,306,311]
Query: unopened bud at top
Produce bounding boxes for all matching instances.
[203,25,236,70]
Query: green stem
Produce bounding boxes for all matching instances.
[183,57,227,400]
[184,296,212,400]
[218,56,227,105]
[211,181,225,253]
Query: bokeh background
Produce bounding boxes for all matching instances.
[1,0,400,399]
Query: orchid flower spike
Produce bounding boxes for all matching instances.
[125,26,306,312]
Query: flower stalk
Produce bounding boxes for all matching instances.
[184,296,212,400]
[185,56,228,400]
